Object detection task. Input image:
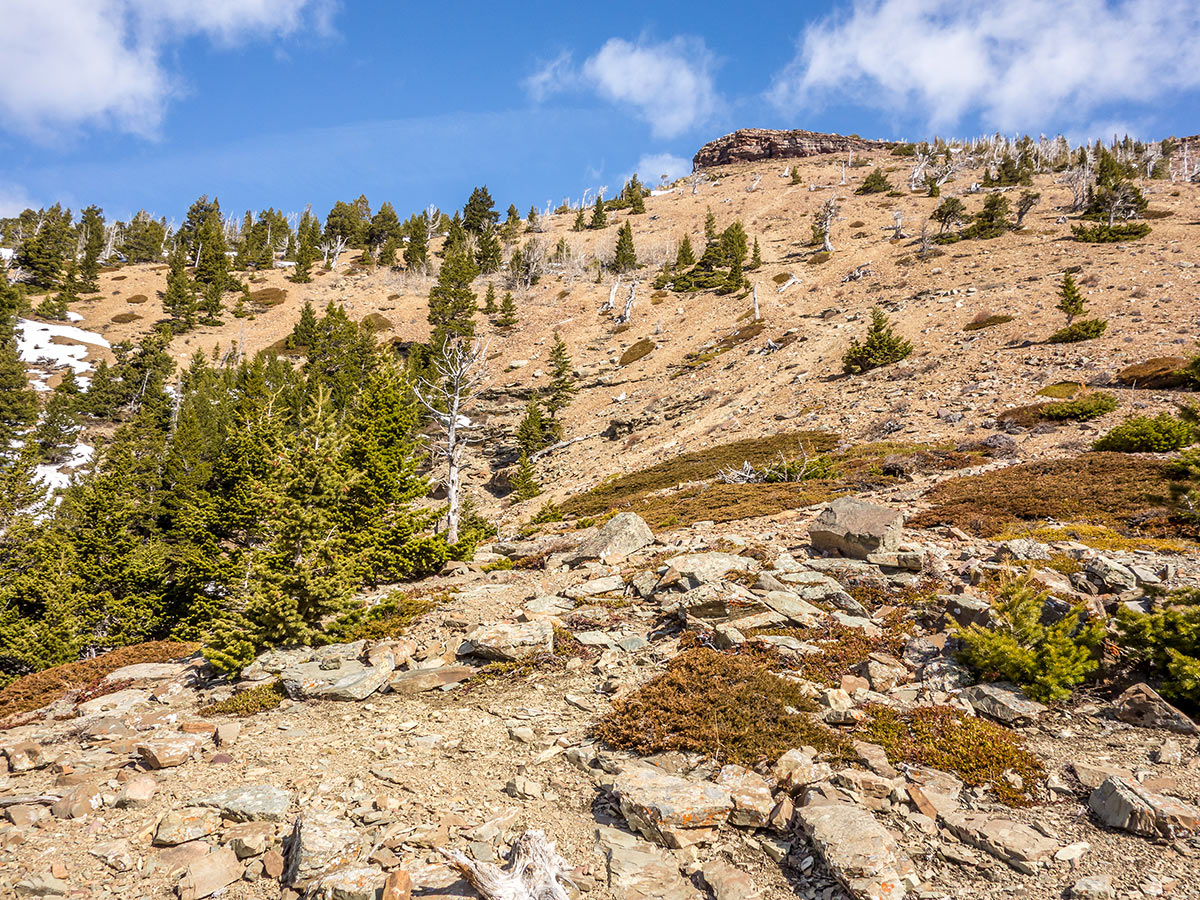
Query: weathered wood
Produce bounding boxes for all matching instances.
[441,830,572,900]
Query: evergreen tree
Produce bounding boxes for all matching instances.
[511,452,542,501]
[1057,273,1086,324]
[404,220,428,270]
[516,399,551,455]
[503,204,523,242]
[589,196,607,230]
[494,291,518,327]
[33,371,80,463]
[16,204,74,290]
[476,224,503,274]
[718,221,749,267]
[121,211,167,263]
[289,300,319,350]
[368,201,402,250]
[855,167,893,194]
[482,283,497,315]
[162,242,197,329]
[930,197,967,234]
[427,248,478,351]
[704,208,717,243]
[964,193,1012,239]
[613,222,637,273]
[199,280,224,322]
[626,174,646,213]
[378,237,399,266]
[463,186,499,235]
[443,212,466,256]
[545,332,576,420]
[748,238,762,270]
[194,201,230,290]
[842,307,914,374]
[719,255,745,295]
[675,234,696,268]
[572,209,587,232]
[0,280,37,445]
[78,205,105,293]
[291,227,317,283]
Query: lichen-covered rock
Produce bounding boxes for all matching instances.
[194,784,292,822]
[795,800,916,900]
[608,765,732,848]
[959,682,1046,725]
[283,811,363,887]
[810,498,903,560]
[460,620,553,661]
[568,512,654,563]
[940,811,1057,872]
[715,764,774,828]
[693,128,894,169]
[1089,775,1200,838]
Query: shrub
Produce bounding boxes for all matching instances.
[593,648,846,767]
[842,307,913,374]
[199,680,287,717]
[1116,357,1189,390]
[1072,222,1151,243]
[956,576,1102,703]
[1093,413,1196,452]
[1117,589,1200,706]
[855,168,893,195]
[126,294,147,304]
[1041,392,1118,421]
[964,314,1013,332]
[1036,381,1086,399]
[807,251,831,265]
[619,338,655,366]
[111,312,141,324]
[1048,318,1107,344]
[858,705,1044,805]
[248,287,287,307]
[327,590,443,642]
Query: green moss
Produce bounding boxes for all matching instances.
[619,338,655,367]
[199,680,287,718]
[1036,381,1087,399]
[964,314,1014,332]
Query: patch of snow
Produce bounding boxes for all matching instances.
[15,318,110,388]
[34,441,93,492]
[65,310,84,322]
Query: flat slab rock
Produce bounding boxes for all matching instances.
[796,800,916,900]
[568,511,654,563]
[809,497,903,560]
[461,620,553,661]
[284,811,363,887]
[597,825,701,900]
[1089,774,1200,838]
[959,682,1046,725]
[941,811,1057,871]
[194,784,292,822]
[609,765,733,848]
[1113,683,1198,734]
[388,666,475,694]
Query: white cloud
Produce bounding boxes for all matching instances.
[525,36,719,138]
[632,153,692,186]
[0,183,37,218]
[769,0,1200,133]
[0,0,334,141]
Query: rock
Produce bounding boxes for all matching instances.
[194,784,292,822]
[959,682,1046,725]
[226,821,276,858]
[461,621,553,661]
[855,653,910,692]
[853,741,899,779]
[940,811,1057,872]
[77,687,151,717]
[715,764,774,828]
[809,497,903,560]
[1089,775,1200,838]
[284,811,363,887]
[50,784,101,819]
[700,859,759,900]
[154,808,222,846]
[993,539,1051,562]
[693,128,894,169]
[309,865,385,900]
[317,653,396,701]
[388,666,475,693]
[759,591,826,627]
[178,847,242,900]
[1113,683,1198,734]
[565,575,626,599]
[1085,557,1138,593]
[596,825,699,900]
[137,734,205,769]
[14,874,69,897]
[381,869,414,900]
[795,800,916,900]
[3,742,46,773]
[1072,875,1115,900]
[504,776,543,800]
[214,722,240,747]
[920,659,974,692]
[116,774,158,808]
[1072,761,1132,790]
[774,747,833,792]
[609,764,733,848]
[1155,739,1184,765]
[943,595,991,629]
[89,840,135,872]
[568,512,654,563]
[662,552,757,589]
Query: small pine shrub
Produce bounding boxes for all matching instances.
[855,168,893,195]
[619,338,655,366]
[1117,589,1200,705]
[1041,392,1118,421]
[511,452,543,501]
[1072,222,1151,243]
[1093,413,1196,452]
[199,680,287,717]
[956,575,1102,702]
[964,314,1013,332]
[1047,318,1107,344]
[842,307,913,375]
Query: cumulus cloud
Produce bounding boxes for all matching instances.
[0,0,334,141]
[525,36,719,138]
[769,0,1200,133]
[632,153,692,186]
[0,183,37,218]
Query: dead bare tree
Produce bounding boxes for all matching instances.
[815,198,839,253]
[748,174,763,192]
[614,282,637,325]
[413,339,489,546]
[600,277,620,313]
[842,263,873,283]
[776,273,801,293]
[751,283,760,321]
[441,830,573,900]
[1061,167,1090,212]
[883,211,907,239]
[918,221,931,257]
[320,235,350,268]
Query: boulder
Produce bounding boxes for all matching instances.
[461,621,553,661]
[309,865,386,900]
[137,734,205,769]
[693,128,894,169]
[715,764,774,828]
[809,498,903,560]
[940,811,1057,872]
[194,784,292,822]
[1113,683,1198,734]
[50,784,101,819]
[795,800,916,900]
[1085,557,1138,593]
[1072,875,1115,900]
[959,682,1046,725]
[609,765,733,848]
[701,859,760,900]
[596,825,699,900]
[388,666,475,694]
[1089,775,1200,837]
[992,539,1051,562]
[178,847,242,900]
[568,512,654,563]
[284,811,363,887]
[774,747,833,793]
[661,552,757,589]
[154,808,222,847]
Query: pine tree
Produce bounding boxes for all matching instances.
[17,204,74,290]
[482,283,497,315]
[78,205,105,293]
[855,167,893,195]
[1057,273,1086,324]
[675,235,696,268]
[404,221,428,270]
[589,196,607,230]
[378,237,398,266]
[443,212,466,256]
[842,307,914,374]
[572,209,587,232]
[704,208,717,243]
[427,248,478,351]
[516,399,551,455]
[503,204,523,242]
[463,186,498,235]
[291,229,316,283]
[0,280,37,445]
[35,261,79,320]
[476,224,503,274]
[34,371,79,463]
[200,280,224,321]
[613,222,637,273]
[288,301,319,350]
[626,174,646,214]
[748,238,762,270]
[162,242,197,328]
[719,255,744,294]
[494,291,518,328]
[718,222,749,267]
[511,452,542,501]
[545,333,576,420]
[194,202,230,290]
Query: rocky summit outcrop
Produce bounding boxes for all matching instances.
[692,128,895,169]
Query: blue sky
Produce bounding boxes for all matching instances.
[2,0,1199,225]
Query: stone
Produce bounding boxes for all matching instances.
[960,682,1046,725]
[693,128,893,169]
[214,722,240,747]
[609,764,733,848]
[1155,739,1184,766]
[317,656,395,701]
[461,620,553,661]
[1113,683,1198,734]
[195,784,292,821]
[809,497,903,560]
[565,575,626,599]
[89,840,135,872]
[715,764,774,828]
[700,859,759,900]
[1085,557,1138,593]
[774,747,833,792]
[796,801,916,900]
[853,741,899,779]
[1072,875,1115,900]
[760,591,827,627]
[1072,761,1132,791]
[3,742,46,773]
[993,538,1052,562]
[284,811,363,887]
[381,869,413,900]
[116,774,158,807]
[661,552,757,589]
[940,811,1057,871]
[137,734,205,769]
[154,808,222,846]
[77,687,151,717]
[1089,775,1200,838]
[943,595,992,629]
[50,784,101,819]
[14,875,69,897]
[309,865,385,900]
[855,653,910,692]
[226,821,276,858]
[178,847,243,900]
[281,659,369,699]
[388,666,474,694]
[263,849,285,879]
[596,825,699,900]
[569,512,654,563]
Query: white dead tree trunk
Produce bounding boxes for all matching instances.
[615,282,637,324]
[752,283,760,321]
[782,166,791,179]
[817,198,838,253]
[839,163,847,185]
[413,339,489,546]
[441,830,573,900]
[777,273,801,293]
[600,277,620,313]
[320,235,349,267]
[748,174,763,192]
[884,211,907,239]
